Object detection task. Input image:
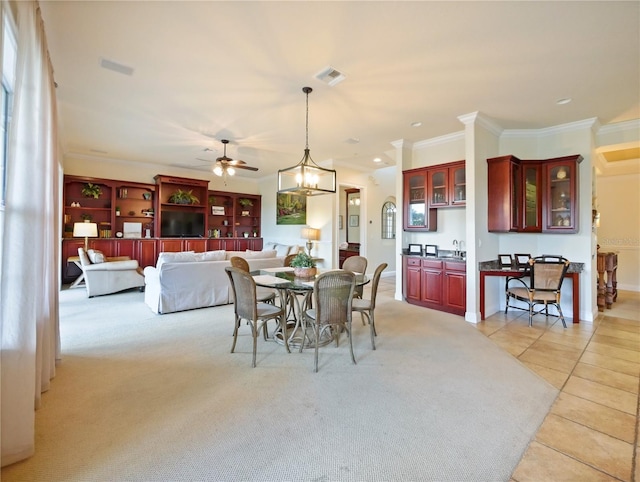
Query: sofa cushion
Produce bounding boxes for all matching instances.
[87,249,106,264]
[196,250,226,262]
[245,249,277,259]
[156,251,196,268]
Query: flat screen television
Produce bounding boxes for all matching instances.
[160,211,205,238]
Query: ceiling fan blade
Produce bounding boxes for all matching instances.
[228,159,247,166]
[234,165,259,172]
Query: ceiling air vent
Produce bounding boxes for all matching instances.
[100,57,134,76]
[315,66,346,86]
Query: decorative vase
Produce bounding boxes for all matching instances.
[294,267,317,278]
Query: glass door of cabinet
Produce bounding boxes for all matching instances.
[450,164,466,205]
[522,163,541,232]
[428,168,448,207]
[545,160,578,232]
[405,171,426,229]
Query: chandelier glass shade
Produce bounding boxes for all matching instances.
[278,87,336,197]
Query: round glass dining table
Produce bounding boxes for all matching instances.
[252,268,369,348]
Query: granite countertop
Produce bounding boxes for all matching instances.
[478,259,584,273]
[401,249,466,263]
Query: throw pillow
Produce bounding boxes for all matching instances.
[274,244,291,257]
[87,249,106,264]
[264,242,278,251]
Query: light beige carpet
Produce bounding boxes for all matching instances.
[2,284,557,481]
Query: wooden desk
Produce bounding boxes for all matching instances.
[479,267,581,323]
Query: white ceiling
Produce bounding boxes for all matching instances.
[39,1,640,180]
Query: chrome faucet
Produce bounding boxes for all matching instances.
[453,239,458,256]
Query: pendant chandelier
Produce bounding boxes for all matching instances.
[277,87,336,196]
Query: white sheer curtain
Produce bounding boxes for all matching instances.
[1,0,60,466]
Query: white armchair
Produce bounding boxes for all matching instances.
[77,248,145,297]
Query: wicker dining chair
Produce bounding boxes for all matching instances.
[302,270,356,372]
[229,256,277,305]
[505,255,570,327]
[351,263,387,350]
[342,255,367,298]
[225,266,288,367]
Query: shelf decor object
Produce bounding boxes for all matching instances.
[277,87,336,197]
[81,182,102,199]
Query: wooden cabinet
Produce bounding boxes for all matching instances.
[402,256,466,316]
[154,175,208,238]
[444,261,466,313]
[137,240,158,268]
[487,155,522,232]
[487,154,582,234]
[403,257,422,303]
[402,169,437,231]
[63,176,113,239]
[339,243,360,268]
[521,162,542,232]
[61,174,264,283]
[428,161,466,207]
[543,157,580,232]
[421,259,443,305]
[207,190,262,239]
[234,194,261,239]
[114,182,155,238]
[403,161,465,231]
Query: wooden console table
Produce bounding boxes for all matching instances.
[479,261,583,323]
[597,251,618,311]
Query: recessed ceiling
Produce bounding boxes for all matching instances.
[38,1,640,179]
[601,147,640,163]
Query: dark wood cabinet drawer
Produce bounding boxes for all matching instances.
[406,257,421,267]
[422,259,443,269]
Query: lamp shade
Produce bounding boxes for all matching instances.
[73,222,98,238]
[301,227,320,241]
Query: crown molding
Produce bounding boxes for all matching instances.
[501,117,599,138]
[413,131,464,149]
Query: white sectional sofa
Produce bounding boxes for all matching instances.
[143,249,287,314]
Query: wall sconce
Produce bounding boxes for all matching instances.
[73,221,98,251]
[301,227,320,255]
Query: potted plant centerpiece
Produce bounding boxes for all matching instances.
[290,251,317,278]
[168,189,199,205]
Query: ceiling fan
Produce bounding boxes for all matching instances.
[198,140,258,183]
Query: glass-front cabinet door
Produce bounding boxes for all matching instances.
[522,162,541,232]
[403,169,436,231]
[450,163,466,205]
[544,157,581,233]
[428,167,448,207]
[406,171,426,228]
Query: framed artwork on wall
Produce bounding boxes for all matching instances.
[349,215,359,227]
[276,192,306,225]
[339,215,343,230]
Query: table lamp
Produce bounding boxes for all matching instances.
[301,227,320,255]
[73,221,98,251]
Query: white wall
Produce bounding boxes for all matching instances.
[597,172,640,291]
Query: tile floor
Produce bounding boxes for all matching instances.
[377,277,639,481]
[478,290,639,482]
